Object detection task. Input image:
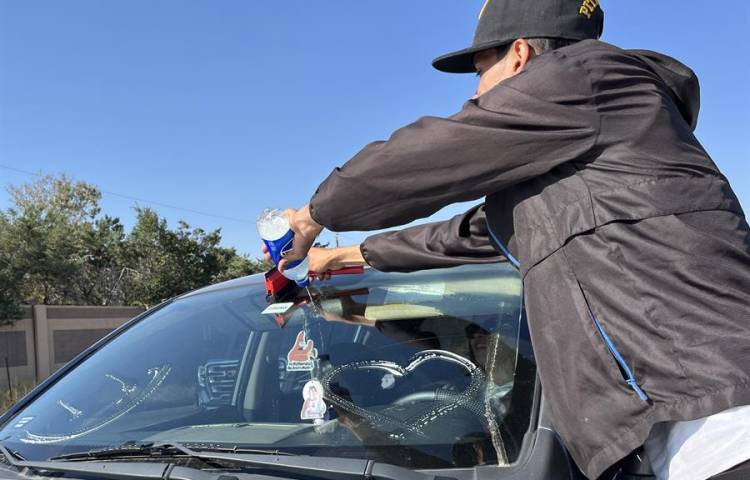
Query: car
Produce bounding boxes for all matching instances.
[0,263,655,480]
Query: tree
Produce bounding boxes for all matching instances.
[0,175,268,316]
[74,215,129,305]
[0,211,23,325]
[121,208,269,307]
[210,247,269,284]
[2,175,102,305]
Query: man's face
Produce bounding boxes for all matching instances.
[472,39,535,98]
[473,48,509,99]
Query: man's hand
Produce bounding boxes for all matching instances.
[264,234,366,279]
[275,204,323,273]
[263,245,345,276]
[308,245,365,278]
[307,247,345,278]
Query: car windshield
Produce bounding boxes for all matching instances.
[0,263,535,469]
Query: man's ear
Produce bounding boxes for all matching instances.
[508,39,535,75]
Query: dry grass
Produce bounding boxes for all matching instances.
[1,382,37,415]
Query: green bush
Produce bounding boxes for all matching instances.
[0,175,270,314]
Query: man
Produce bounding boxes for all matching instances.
[268,1,750,478]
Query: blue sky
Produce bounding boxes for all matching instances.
[1,1,748,258]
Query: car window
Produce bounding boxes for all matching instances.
[0,264,536,470]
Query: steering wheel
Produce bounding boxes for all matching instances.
[321,350,487,436]
[392,389,441,406]
[322,350,520,463]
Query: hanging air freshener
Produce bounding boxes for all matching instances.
[286,331,317,372]
[300,380,327,420]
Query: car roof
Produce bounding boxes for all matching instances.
[178,269,267,299]
[178,262,516,302]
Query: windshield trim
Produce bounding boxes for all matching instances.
[177,271,266,299]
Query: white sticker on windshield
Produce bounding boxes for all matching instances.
[300,380,327,420]
[261,302,294,315]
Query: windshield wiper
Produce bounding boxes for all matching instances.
[49,441,204,461]
[5,441,452,480]
[59,442,450,480]
[48,441,295,461]
[152,442,453,480]
[1,442,234,480]
[189,444,298,456]
[0,444,164,480]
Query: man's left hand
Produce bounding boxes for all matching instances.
[277,204,323,273]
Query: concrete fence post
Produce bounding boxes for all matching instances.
[32,305,51,381]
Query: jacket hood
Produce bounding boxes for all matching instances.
[628,49,701,130]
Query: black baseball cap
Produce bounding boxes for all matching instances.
[432,0,604,74]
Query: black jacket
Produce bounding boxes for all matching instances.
[309,40,750,479]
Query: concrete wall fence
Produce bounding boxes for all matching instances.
[0,305,145,392]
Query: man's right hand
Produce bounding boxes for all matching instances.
[264,244,366,278]
[307,247,346,275]
[309,245,366,278]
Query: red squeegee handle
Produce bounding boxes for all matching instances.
[266,266,364,295]
[328,266,365,275]
[309,266,364,279]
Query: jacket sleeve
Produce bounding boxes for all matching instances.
[360,203,504,272]
[308,52,599,232]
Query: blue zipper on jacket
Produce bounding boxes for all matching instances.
[486,224,520,269]
[586,304,650,402]
[487,222,649,402]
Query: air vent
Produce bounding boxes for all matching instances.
[198,360,239,404]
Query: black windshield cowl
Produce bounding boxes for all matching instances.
[3,442,175,479]
[3,442,451,480]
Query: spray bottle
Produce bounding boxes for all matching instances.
[257,208,310,287]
